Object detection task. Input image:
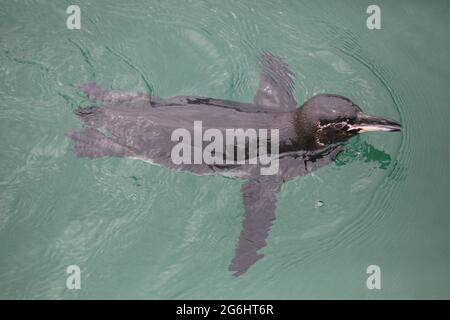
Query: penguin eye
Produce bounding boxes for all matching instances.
[334,121,347,129]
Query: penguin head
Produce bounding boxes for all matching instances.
[297,94,401,150]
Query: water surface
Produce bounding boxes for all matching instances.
[0,0,449,299]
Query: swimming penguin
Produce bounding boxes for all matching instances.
[67,52,401,276]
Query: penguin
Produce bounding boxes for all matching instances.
[67,52,401,276]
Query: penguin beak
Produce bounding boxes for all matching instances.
[349,112,402,132]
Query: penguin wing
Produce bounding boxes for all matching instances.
[253,52,297,110]
[229,176,282,276]
[80,82,284,114]
[228,146,345,276]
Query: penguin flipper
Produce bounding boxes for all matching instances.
[80,81,150,103]
[228,146,345,276]
[253,52,297,110]
[229,177,282,276]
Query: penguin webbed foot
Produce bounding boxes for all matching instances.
[80,81,150,103]
[65,128,132,159]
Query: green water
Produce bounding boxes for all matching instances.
[0,0,449,299]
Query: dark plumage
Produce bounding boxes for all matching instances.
[67,52,401,276]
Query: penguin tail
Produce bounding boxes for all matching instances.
[74,106,104,127]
